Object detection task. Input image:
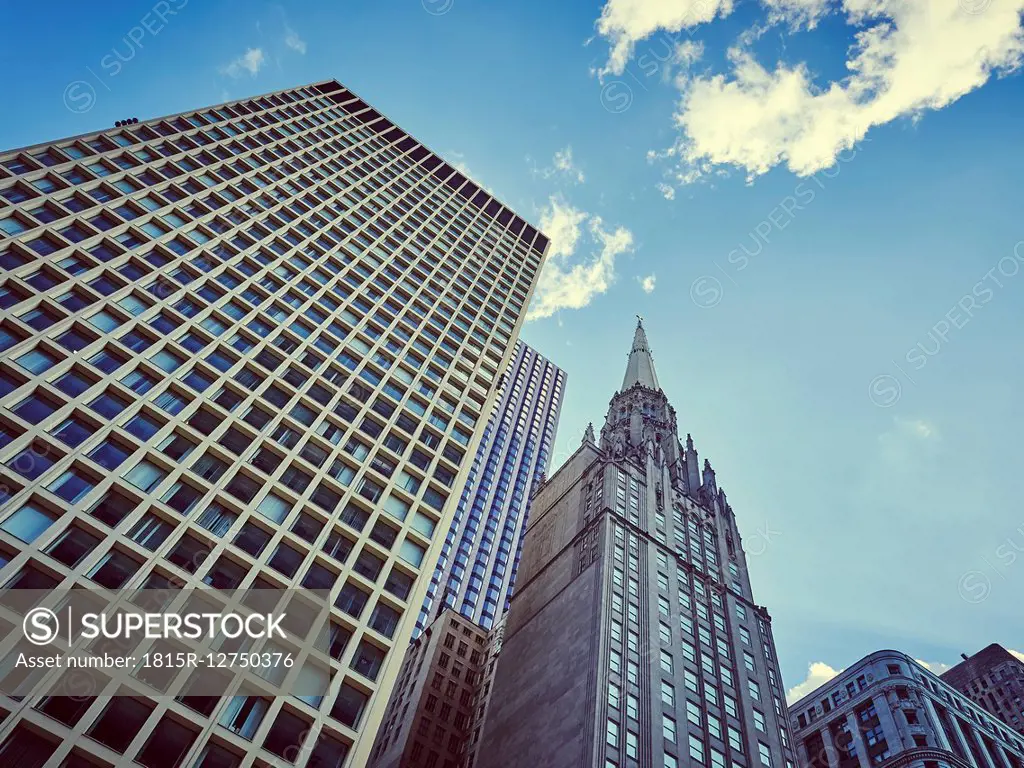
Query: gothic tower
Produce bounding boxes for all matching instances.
[477,319,796,768]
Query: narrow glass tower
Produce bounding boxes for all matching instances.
[415,340,566,635]
[478,319,797,768]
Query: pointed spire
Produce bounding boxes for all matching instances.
[621,315,660,392]
[583,422,596,445]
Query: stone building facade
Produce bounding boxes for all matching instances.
[790,650,1024,768]
[476,320,797,768]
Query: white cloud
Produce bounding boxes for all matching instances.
[221,48,265,78]
[527,197,634,321]
[675,39,705,69]
[284,26,307,54]
[669,0,1024,181]
[786,661,843,704]
[594,0,734,77]
[531,145,586,184]
[896,418,938,440]
[553,146,586,183]
[876,417,939,470]
[915,659,952,675]
[639,273,657,293]
[762,0,831,29]
[656,182,676,200]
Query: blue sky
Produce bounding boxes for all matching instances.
[2,0,1023,696]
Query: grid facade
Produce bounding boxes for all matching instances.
[0,79,547,768]
[942,645,1024,736]
[790,650,1024,768]
[477,321,797,768]
[415,340,565,635]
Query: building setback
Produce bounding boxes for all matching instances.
[0,79,547,767]
[416,340,566,635]
[942,645,1024,736]
[477,320,797,768]
[789,650,1024,768]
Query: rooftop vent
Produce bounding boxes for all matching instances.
[114,118,139,127]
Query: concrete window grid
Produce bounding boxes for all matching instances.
[0,81,545,767]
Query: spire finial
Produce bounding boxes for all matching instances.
[621,316,660,391]
[583,422,596,445]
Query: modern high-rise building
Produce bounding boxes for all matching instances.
[415,340,565,635]
[477,319,797,768]
[942,645,1024,736]
[0,79,548,767]
[789,650,1024,768]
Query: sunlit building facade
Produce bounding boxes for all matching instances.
[0,79,547,767]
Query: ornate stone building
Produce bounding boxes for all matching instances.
[477,319,797,768]
[790,650,1024,768]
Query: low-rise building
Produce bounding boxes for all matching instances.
[790,650,1024,768]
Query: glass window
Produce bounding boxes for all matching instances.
[45,525,100,567]
[123,459,166,492]
[1,503,58,543]
[257,493,291,523]
[88,549,140,588]
[398,538,425,567]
